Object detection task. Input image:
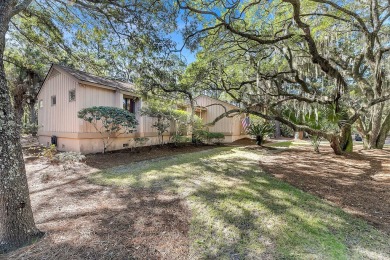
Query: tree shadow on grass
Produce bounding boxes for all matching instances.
[258,146,390,234]
[99,147,390,259]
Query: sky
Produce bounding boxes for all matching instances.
[168,15,198,65]
[170,31,197,65]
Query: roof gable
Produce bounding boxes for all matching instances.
[54,64,136,93]
[37,64,138,98]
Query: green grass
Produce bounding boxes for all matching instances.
[91,147,390,259]
[265,140,312,148]
[265,141,294,147]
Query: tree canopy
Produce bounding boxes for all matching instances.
[177,0,390,154]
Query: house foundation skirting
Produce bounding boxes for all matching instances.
[38,133,249,154]
[38,134,161,154]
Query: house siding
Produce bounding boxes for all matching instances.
[78,84,118,133]
[37,69,79,134]
[193,95,244,136]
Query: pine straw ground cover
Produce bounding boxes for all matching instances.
[263,141,390,234]
[91,147,390,259]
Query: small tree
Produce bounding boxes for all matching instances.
[140,105,172,145]
[140,100,192,145]
[78,106,138,153]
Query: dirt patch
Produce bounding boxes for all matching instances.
[256,143,390,234]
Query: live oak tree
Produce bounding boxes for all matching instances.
[177,0,390,154]
[1,0,178,253]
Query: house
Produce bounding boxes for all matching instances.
[190,95,247,143]
[37,64,248,153]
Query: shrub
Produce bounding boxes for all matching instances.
[78,106,138,153]
[246,123,273,145]
[130,137,150,151]
[193,130,224,144]
[193,129,209,144]
[41,144,57,160]
[22,123,40,136]
[54,152,86,163]
[170,134,190,146]
[208,132,225,144]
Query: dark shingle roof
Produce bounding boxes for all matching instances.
[55,64,136,92]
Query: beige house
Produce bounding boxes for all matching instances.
[37,64,247,153]
[191,95,247,143]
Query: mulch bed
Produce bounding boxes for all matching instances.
[85,144,217,169]
[257,143,390,234]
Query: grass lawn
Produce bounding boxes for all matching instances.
[91,147,390,259]
[265,140,314,148]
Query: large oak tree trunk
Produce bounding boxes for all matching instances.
[368,104,384,149]
[0,4,42,253]
[361,111,390,150]
[329,136,343,155]
[339,124,353,152]
[376,112,390,149]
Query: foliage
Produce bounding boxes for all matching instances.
[41,144,57,160]
[140,103,173,145]
[131,137,150,148]
[170,134,191,146]
[246,123,274,145]
[54,152,86,163]
[193,129,208,144]
[78,106,138,153]
[140,99,197,145]
[309,135,323,153]
[207,132,225,144]
[193,130,224,144]
[22,123,40,136]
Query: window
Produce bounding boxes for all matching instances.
[39,100,43,108]
[69,89,76,102]
[51,95,56,106]
[123,97,136,113]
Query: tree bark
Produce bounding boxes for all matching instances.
[189,97,196,144]
[368,103,384,148]
[339,124,353,152]
[0,3,42,253]
[329,136,343,155]
[375,112,390,149]
[274,120,281,138]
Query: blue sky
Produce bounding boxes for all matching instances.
[170,31,197,64]
[168,15,198,65]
